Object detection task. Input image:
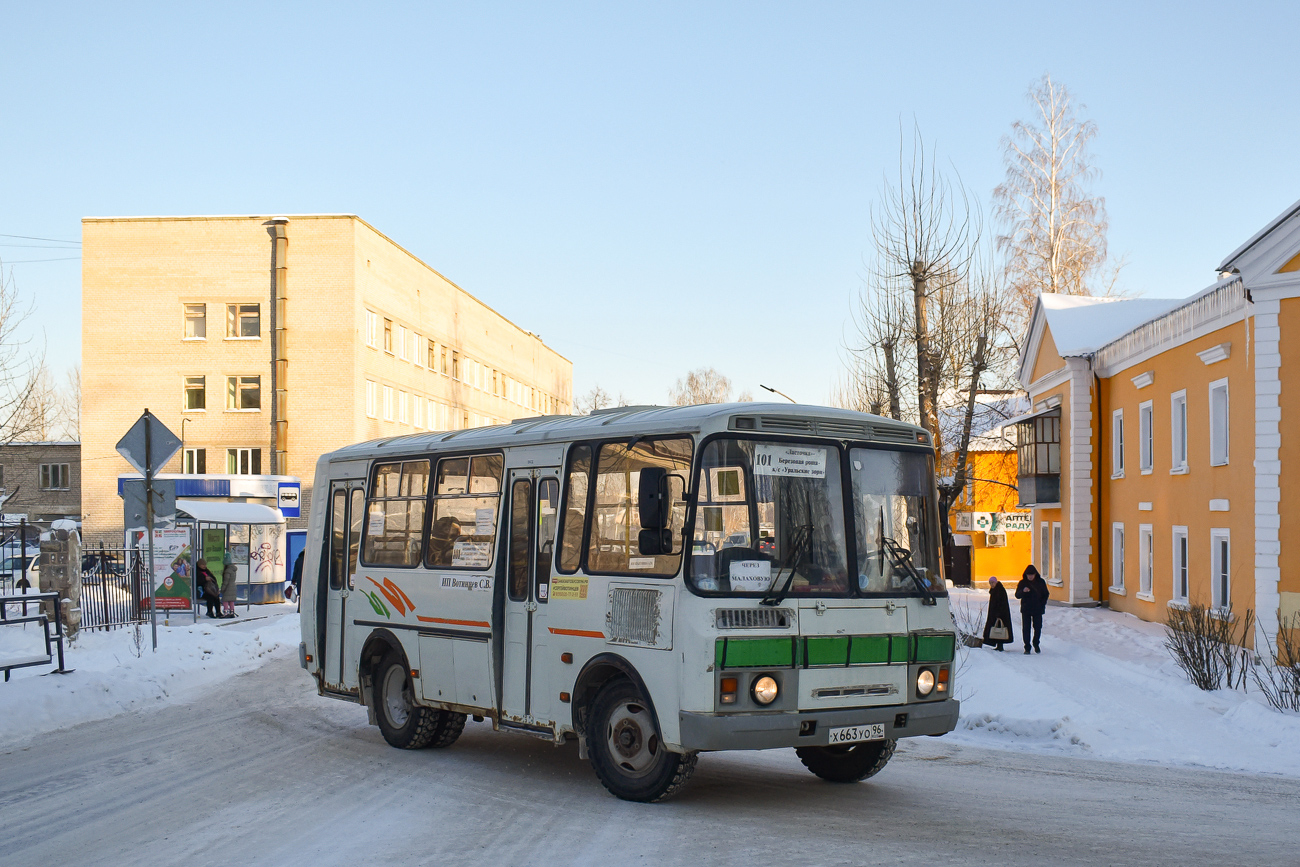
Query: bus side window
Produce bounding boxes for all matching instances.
[508,479,532,601]
[330,490,347,591]
[348,488,365,588]
[557,445,592,574]
[536,478,559,600]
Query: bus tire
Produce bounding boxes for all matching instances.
[796,738,896,783]
[428,711,467,749]
[587,678,697,802]
[374,650,441,749]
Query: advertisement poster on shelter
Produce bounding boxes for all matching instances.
[151,528,193,609]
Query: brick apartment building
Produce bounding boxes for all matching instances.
[81,214,572,543]
[0,441,80,525]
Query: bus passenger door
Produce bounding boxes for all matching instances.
[501,469,561,726]
[322,482,365,692]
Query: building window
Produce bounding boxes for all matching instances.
[227,376,261,410]
[183,448,206,474]
[413,333,423,367]
[1172,526,1189,603]
[382,385,394,421]
[1111,524,1125,593]
[398,390,409,424]
[1138,400,1153,473]
[1170,390,1188,471]
[366,310,379,348]
[441,346,449,376]
[1040,521,1051,581]
[452,351,461,381]
[1209,378,1229,466]
[1052,522,1062,585]
[427,339,437,371]
[1138,524,1154,598]
[413,396,424,429]
[397,325,408,360]
[366,380,378,418]
[383,319,393,354]
[226,303,261,338]
[39,463,71,490]
[1016,410,1061,506]
[227,448,262,475]
[185,376,206,411]
[1210,529,1230,609]
[1111,409,1124,477]
[184,303,207,339]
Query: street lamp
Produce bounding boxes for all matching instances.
[759,384,797,404]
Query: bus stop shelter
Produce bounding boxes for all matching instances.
[175,500,288,605]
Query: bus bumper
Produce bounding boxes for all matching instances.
[678,699,959,751]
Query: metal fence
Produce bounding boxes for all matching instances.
[79,545,152,631]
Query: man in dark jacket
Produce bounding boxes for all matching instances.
[1015,565,1049,654]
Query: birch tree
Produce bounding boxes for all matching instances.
[0,263,44,443]
[994,74,1120,327]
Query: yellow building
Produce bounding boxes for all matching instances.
[81,214,572,543]
[1014,198,1300,650]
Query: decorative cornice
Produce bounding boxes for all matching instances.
[1131,371,1154,389]
[1197,343,1231,365]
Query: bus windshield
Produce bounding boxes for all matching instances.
[851,447,945,596]
[688,439,848,596]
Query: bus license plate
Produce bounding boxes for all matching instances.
[827,724,885,745]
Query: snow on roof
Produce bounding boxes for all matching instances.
[1041,294,1185,356]
[175,499,284,525]
[1216,196,1300,273]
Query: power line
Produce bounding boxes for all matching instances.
[0,243,83,249]
[1,257,81,263]
[0,233,81,244]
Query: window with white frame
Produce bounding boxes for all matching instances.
[1139,400,1154,473]
[413,334,423,367]
[451,351,460,380]
[184,303,207,339]
[1111,409,1124,477]
[39,463,71,490]
[383,319,393,354]
[226,375,261,410]
[227,447,261,475]
[1138,524,1154,598]
[413,396,424,429]
[184,375,206,411]
[1052,522,1062,585]
[398,390,409,424]
[366,310,379,348]
[382,385,394,421]
[397,325,408,360]
[366,380,378,418]
[1111,524,1125,592]
[1210,529,1230,609]
[1170,390,1188,471]
[428,399,437,430]
[1040,521,1051,580]
[226,303,261,338]
[1209,379,1229,466]
[1171,526,1189,603]
[183,448,206,474]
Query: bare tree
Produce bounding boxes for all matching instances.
[60,364,81,440]
[576,385,613,415]
[0,263,43,444]
[670,368,733,406]
[994,74,1122,328]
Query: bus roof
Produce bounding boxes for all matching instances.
[324,402,930,464]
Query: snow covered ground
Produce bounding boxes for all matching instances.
[947,586,1300,777]
[0,603,300,751]
[3,592,1298,779]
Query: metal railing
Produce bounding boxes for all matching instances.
[80,545,152,631]
[1,590,70,681]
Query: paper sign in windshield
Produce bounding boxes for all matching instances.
[367,511,386,536]
[752,444,828,478]
[475,507,495,537]
[451,540,491,568]
[729,559,772,592]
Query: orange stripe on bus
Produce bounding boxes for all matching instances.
[548,627,605,639]
[416,616,491,628]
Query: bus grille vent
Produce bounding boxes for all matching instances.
[757,416,815,433]
[814,419,870,438]
[715,608,793,630]
[607,588,661,646]
[870,424,918,443]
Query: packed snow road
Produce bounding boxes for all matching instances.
[1,655,1295,867]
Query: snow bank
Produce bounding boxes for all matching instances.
[0,605,300,750]
[947,587,1300,777]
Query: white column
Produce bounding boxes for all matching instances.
[1253,300,1282,647]
[1068,361,1095,605]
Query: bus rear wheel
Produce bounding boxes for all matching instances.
[796,739,896,783]
[374,651,442,749]
[587,679,697,802]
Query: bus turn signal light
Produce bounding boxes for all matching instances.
[720,677,738,705]
[937,667,949,693]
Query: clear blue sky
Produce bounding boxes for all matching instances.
[4,2,1298,406]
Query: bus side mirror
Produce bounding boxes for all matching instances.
[638,467,669,530]
[638,528,673,556]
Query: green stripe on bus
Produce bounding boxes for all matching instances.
[914,633,956,663]
[849,635,891,664]
[804,636,849,666]
[889,634,911,664]
[716,639,726,668]
[723,637,794,669]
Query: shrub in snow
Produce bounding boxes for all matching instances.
[1164,603,1252,692]
[1252,615,1300,713]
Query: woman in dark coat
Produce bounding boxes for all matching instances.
[195,558,222,618]
[1016,565,1050,654]
[982,576,1014,651]
[220,552,239,619]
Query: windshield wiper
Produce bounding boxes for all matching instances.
[881,536,937,606]
[761,524,812,607]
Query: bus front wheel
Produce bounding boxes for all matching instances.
[796,739,896,783]
[374,650,445,749]
[587,679,697,802]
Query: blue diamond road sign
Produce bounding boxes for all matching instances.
[116,411,182,476]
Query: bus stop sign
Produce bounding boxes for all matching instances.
[116,411,182,475]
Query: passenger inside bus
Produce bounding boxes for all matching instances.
[427,516,462,566]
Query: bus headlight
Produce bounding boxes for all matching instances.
[752,675,779,705]
[916,668,935,697]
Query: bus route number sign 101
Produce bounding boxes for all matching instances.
[827,723,885,745]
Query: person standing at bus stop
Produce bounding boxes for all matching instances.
[221,552,238,619]
[1015,565,1049,654]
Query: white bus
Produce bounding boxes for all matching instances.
[298,403,958,801]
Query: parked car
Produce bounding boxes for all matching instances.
[0,555,39,590]
[81,553,128,587]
